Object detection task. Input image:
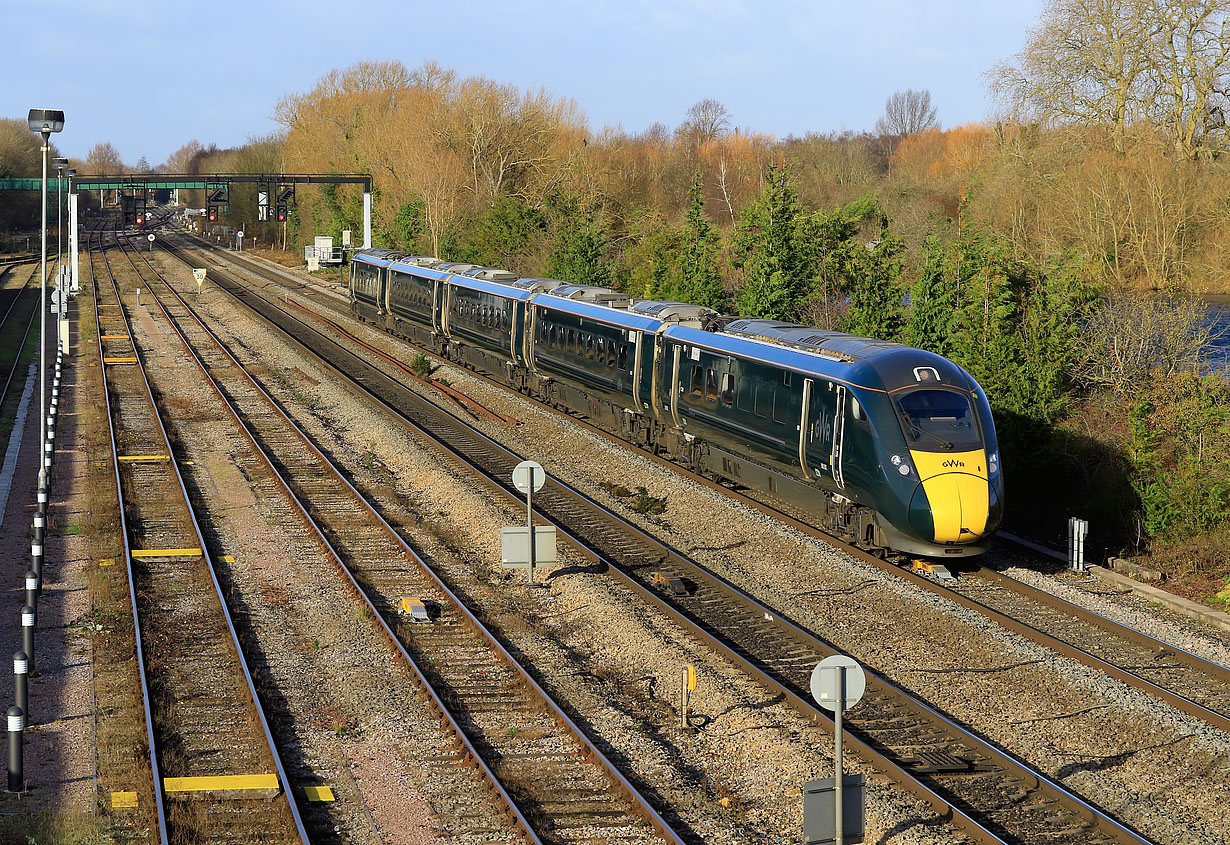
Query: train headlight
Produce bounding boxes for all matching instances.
[897,463,911,476]
[890,454,902,466]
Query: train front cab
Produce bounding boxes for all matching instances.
[877,378,1003,558]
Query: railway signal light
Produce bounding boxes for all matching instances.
[135,213,144,226]
[207,207,218,222]
[275,184,294,223]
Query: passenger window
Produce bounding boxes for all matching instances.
[586,336,595,359]
[568,329,576,353]
[783,371,792,387]
[617,344,627,370]
[705,369,718,400]
[772,394,789,424]
[690,365,704,396]
[720,373,734,406]
[754,385,772,418]
[549,325,557,347]
[596,339,605,365]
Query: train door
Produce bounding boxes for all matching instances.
[797,378,815,479]
[522,303,535,370]
[629,330,644,411]
[648,333,665,423]
[831,384,847,489]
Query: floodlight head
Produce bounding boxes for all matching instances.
[52,157,68,170]
[27,108,65,135]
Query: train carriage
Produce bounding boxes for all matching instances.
[349,248,1003,558]
[385,256,446,346]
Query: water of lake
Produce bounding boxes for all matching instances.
[1208,296,1230,372]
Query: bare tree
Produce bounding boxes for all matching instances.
[988,0,1230,157]
[875,89,939,136]
[85,142,123,175]
[676,98,731,146]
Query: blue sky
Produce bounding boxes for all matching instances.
[3,0,1045,167]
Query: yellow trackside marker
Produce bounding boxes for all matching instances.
[101,334,130,340]
[219,555,234,563]
[180,460,194,466]
[131,548,203,559]
[100,558,115,567]
[163,774,279,792]
[103,357,138,364]
[111,791,139,808]
[118,455,170,462]
[98,304,120,308]
[302,785,335,802]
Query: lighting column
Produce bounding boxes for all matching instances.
[26,109,65,496]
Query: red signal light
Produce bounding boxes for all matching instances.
[135,214,144,225]
[208,210,217,222]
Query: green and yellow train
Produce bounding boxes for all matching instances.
[351,249,1003,558]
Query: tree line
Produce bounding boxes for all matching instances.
[3,0,1227,581]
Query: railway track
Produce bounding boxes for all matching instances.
[0,261,41,415]
[121,231,687,845]
[158,233,1163,844]
[89,224,308,844]
[206,240,1230,737]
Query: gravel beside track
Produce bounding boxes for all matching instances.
[159,240,971,843]
[133,239,683,845]
[97,234,305,843]
[167,239,1230,844]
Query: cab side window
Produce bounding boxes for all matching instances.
[720,373,735,406]
[690,365,704,395]
[705,369,718,400]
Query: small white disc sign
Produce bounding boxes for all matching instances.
[512,460,545,494]
[237,231,244,239]
[810,655,866,712]
[147,234,155,241]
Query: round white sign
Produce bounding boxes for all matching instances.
[810,655,866,712]
[237,231,244,239]
[512,460,545,494]
[147,234,155,241]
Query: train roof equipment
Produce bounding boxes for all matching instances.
[548,284,631,307]
[510,277,566,293]
[722,319,903,363]
[462,267,519,282]
[399,255,443,268]
[629,300,718,328]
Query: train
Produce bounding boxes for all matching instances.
[348,249,1003,558]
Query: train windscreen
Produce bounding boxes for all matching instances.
[895,389,981,451]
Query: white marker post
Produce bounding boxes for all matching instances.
[810,655,866,845]
[512,461,546,584]
[147,232,155,252]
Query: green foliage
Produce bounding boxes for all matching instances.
[409,352,433,380]
[545,193,616,287]
[394,196,426,249]
[676,168,727,312]
[459,194,543,270]
[1127,374,1230,551]
[837,208,905,341]
[731,164,812,320]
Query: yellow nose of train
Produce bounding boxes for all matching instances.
[908,450,991,543]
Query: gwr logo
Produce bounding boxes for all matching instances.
[942,459,966,468]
